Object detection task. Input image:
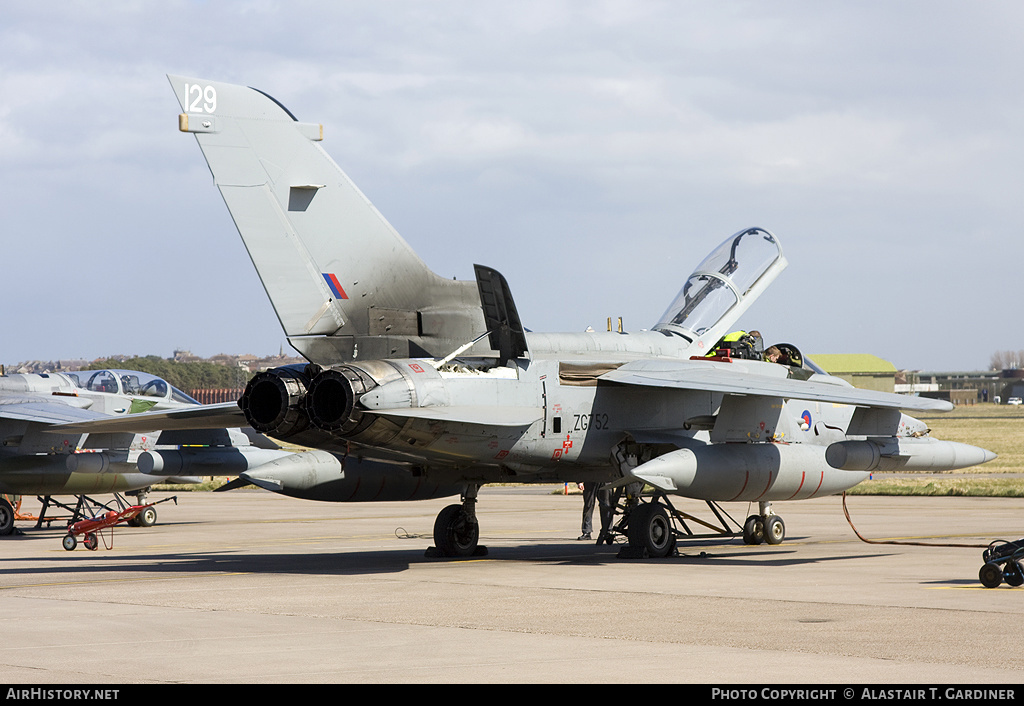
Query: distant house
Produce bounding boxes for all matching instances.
[172,349,200,363]
[807,354,896,393]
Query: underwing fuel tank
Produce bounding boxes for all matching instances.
[625,443,868,502]
[237,449,462,502]
[137,447,296,475]
[825,438,997,472]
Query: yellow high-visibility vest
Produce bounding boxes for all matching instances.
[706,330,746,357]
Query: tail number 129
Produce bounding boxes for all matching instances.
[184,83,217,114]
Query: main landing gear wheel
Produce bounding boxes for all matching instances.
[432,504,480,558]
[0,497,15,536]
[628,502,676,558]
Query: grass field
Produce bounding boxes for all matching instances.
[848,403,1024,496]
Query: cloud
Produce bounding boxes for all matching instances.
[0,2,1021,370]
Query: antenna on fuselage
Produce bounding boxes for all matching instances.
[431,331,493,369]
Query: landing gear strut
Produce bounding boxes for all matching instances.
[617,492,748,559]
[742,502,786,546]
[428,484,487,558]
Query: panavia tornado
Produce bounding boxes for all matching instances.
[55,76,995,558]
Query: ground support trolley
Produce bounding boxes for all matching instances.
[60,495,177,551]
[63,504,149,551]
[978,538,1024,588]
[35,491,168,529]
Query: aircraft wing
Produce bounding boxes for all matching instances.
[600,360,954,412]
[46,402,247,434]
[0,399,110,425]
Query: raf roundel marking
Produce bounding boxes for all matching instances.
[800,410,812,431]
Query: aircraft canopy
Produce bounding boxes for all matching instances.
[66,370,199,405]
[653,227,785,340]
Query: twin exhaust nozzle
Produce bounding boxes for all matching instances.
[239,365,376,439]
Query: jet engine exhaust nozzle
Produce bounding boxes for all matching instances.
[305,366,377,433]
[238,366,311,438]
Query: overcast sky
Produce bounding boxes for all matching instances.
[2,1,1020,372]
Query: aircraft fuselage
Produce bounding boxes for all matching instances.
[239,328,901,503]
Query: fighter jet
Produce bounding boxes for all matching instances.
[55,76,996,558]
[0,367,290,535]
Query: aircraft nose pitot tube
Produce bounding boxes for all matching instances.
[238,365,312,437]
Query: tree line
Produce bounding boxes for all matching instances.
[990,351,1024,371]
[84,356,253,392]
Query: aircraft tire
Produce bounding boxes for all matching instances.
[62,534,77,551]
[764,515,785,545]
[979,562,1003,588]
[628,502,675,558]
[1004,561,1024,587]
[742,515,764,545]
[433,504,479,558]
[0,498,14,536]
[136,507,157,528]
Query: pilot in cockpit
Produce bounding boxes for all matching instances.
[764,344,802,369]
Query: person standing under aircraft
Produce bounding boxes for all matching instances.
[578,481,598,540]
[595,485,617,545]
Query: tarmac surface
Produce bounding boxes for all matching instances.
[2,486,1023,684]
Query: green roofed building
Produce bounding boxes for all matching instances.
[806,354,897,393]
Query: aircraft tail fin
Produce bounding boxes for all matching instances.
[167,75,486,365]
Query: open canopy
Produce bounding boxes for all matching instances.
[653,227,786,344]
